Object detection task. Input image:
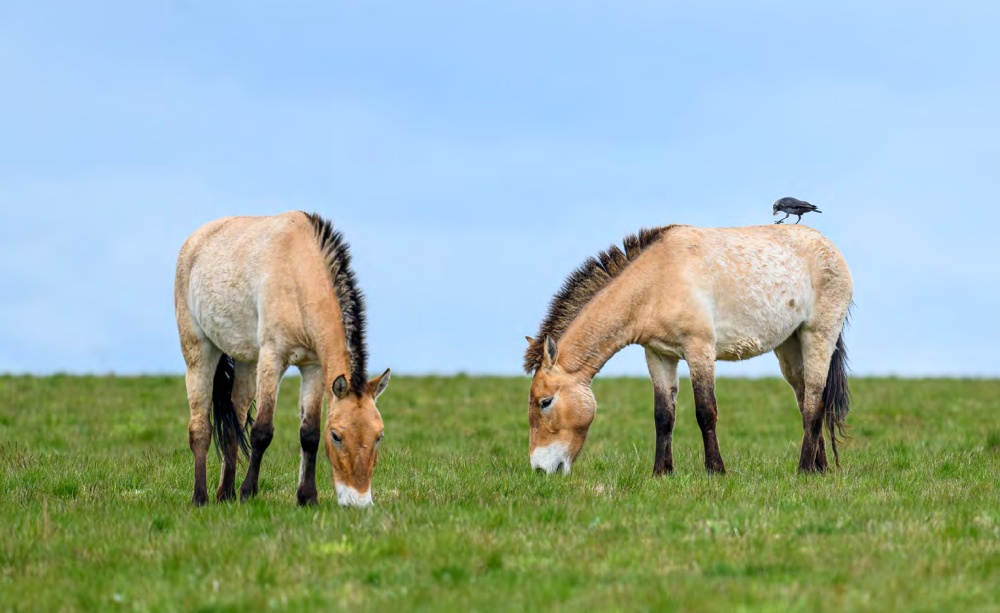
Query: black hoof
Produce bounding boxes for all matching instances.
[706,462,727,475]
[652,461,674,477]
[296,486,318,507]
[239,484,258,502]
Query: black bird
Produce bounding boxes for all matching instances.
[772,197,822,224]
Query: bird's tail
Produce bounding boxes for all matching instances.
[816,209,823,213]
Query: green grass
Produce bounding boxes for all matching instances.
[1,375,999,612]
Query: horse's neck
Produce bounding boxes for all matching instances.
[311,318,355,383]
[556,283,642,380]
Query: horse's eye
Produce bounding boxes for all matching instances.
[331,430,343,445]
[376,432,384,445]
[539,397,554,411]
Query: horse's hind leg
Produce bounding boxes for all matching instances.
[296,364,324,506]
[687,346,726,475]
[796,329,839,473]
[645,349,679,476]
[182,339,223,506]
[775,335,827,472]
[239,349,286,501]
[217,361,257,502]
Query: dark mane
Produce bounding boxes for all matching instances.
[304,212,369,394]
[523,226,673,373]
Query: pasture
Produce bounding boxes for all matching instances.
[1,375,998,611]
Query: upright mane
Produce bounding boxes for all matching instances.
[304,212,369,393]
[523,226,673,373]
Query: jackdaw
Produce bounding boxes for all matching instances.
[773,197,822,224]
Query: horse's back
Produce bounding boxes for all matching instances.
[648,225,851,360]
[175,212,311,361]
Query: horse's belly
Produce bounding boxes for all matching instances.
[197,311,261,362]
[713,291,810,361]
[187,275,261,362]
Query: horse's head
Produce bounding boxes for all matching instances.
[525,336,595,475]
[324,369,390,507]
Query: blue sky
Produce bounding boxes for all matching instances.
[1,1,998,377]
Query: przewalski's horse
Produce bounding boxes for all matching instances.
[524,224,853,476]
[174,211,390,507]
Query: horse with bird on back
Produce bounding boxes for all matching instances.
[524,223,853,476]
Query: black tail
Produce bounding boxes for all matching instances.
[211,354,251,460]
[822,333,851,468]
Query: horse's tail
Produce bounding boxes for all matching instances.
[823,331,851,469]
[212,354,251,459]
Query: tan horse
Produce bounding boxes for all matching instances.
[175,211,390,507]
[524,224,853,476]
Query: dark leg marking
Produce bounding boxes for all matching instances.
[653,385,677,476]
[814,432,829,472]
[216,433,238,502]
[239,422,274,501]
[296,427,321,506]
[693,381,726,474]
[798,405,824,473]
[190,428,209,506]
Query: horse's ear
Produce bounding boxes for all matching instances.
[541,335,558,369]
[525,335,535,346]
[369,368,391,400]
[332,375,350,399]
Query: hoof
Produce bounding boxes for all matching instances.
[239,484,258,502]
[296,486,318,507]
[706,463,727,475]
[652,462,674,477]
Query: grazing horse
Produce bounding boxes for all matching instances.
[524,224,853,476]
[174,211,390,507]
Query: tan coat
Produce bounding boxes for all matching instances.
[526,224,853,476]
[175,211,389,507]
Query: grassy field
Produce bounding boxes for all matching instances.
[1,375,998,612]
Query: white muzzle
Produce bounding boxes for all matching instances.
[530,442,572,475]
[335,483,373,508]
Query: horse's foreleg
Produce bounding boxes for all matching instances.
[240,351,285,502]
[217,361,256,502]
[296,365,324,506]
[645,349,679,476]
[184,344,222,506]
[688,353,726,475]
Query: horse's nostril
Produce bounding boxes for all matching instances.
[555,462,565,473]
[534,466,546,474]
